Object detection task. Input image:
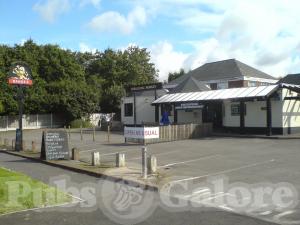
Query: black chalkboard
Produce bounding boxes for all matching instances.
[40,130,70,160]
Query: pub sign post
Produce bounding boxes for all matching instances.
[7,62,33,151]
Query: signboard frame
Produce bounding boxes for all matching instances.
[124,126,159,140]
[40,130,70,160]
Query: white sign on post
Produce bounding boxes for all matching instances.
[124,127,159,139]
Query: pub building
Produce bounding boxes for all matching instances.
[121,59,300,135]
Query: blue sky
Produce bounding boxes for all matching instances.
[1,0,300,81]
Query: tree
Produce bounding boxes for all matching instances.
[168,68,185,82]
[86,46,158,112]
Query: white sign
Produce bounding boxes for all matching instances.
[124,127,159,139]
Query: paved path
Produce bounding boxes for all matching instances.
[0,152,277,225]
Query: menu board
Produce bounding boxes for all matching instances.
[40,130,70,160]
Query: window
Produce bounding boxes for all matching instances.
[248,81,257,87]
[231,104,246,116]
[161,104,173,116]
[217,82,228,89]
[124,103,133,117]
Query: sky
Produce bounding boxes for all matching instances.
[1,0,300,81]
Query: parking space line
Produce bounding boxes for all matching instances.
[170,159,275,183]
[159,154,220,168]
[127,149,183,161]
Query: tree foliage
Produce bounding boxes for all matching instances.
[0,40,158,120]
[168,68,185,82]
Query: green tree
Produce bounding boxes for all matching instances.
[86,46,158,112]
[168,68,185,82]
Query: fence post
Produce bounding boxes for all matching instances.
[36,114,39,128]
[107,125,110,143]
[6,116,8,131]
[142,146,147,178]
[68,126,71,139]
[93,126,95,142]
[50,113,53,128]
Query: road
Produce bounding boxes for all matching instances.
[0,152,278,225]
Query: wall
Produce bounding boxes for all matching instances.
[223,99,282,128]
[282,89,300,130]
[177,109,202,124]
[121,96,156,125]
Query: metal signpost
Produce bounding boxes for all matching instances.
[7,62,33,151]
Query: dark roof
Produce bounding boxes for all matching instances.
[169,59,276,85]
[170,77,210,93]
[278,74,300,85]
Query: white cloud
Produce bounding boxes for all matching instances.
[33,0,71,23]
[87,6,147,35]
[79,0,101,8]
[150,41,189,81]
[131,0,300,78]
[79,42,97,53]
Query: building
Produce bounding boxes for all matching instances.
[278,74,300,85]
[121,59,300,135]
[168,59,278,90]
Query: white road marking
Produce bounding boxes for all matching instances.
[127,149,183,161]
[159,154,220,168]
[170,159,275,183]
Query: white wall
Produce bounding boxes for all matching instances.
[177,109,202,124]
[121,96,156,125]
[282,89,300,128]
[223,99,282,128]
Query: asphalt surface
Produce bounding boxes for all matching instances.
[0,152,278,225]
[1,130,300,224]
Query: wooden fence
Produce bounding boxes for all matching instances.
[126,123,213,144]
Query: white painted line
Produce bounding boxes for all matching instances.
[159,154,220,168]
[127,149,183,161]
[259,210,273,216]
[170,159,275,184]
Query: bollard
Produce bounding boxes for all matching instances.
[4,138,9,147]
[147,155,157,174]
[72,148,79,160]
[0,137,2,146]
[116,153,125,167]
[93,126,95,142]
[11,139,14,149]
[32,141,36,152]
[80,125,83,141]
[92,152,100,166]
[142,146,147,178]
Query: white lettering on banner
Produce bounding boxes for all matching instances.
[124,127,159,139]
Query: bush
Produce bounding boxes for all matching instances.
[69,119,93,128]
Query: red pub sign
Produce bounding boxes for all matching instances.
[8,62,33,86]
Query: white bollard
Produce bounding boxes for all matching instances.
[116,153,125,167]
[147,155,157,174]
[92,152,100,166]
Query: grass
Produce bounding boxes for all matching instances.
[0,167,72,215]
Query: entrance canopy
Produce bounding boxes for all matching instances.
[152,84,300,104]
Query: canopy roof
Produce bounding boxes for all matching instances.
[152,84,300,104]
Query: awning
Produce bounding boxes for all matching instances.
[152,85,279,104]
